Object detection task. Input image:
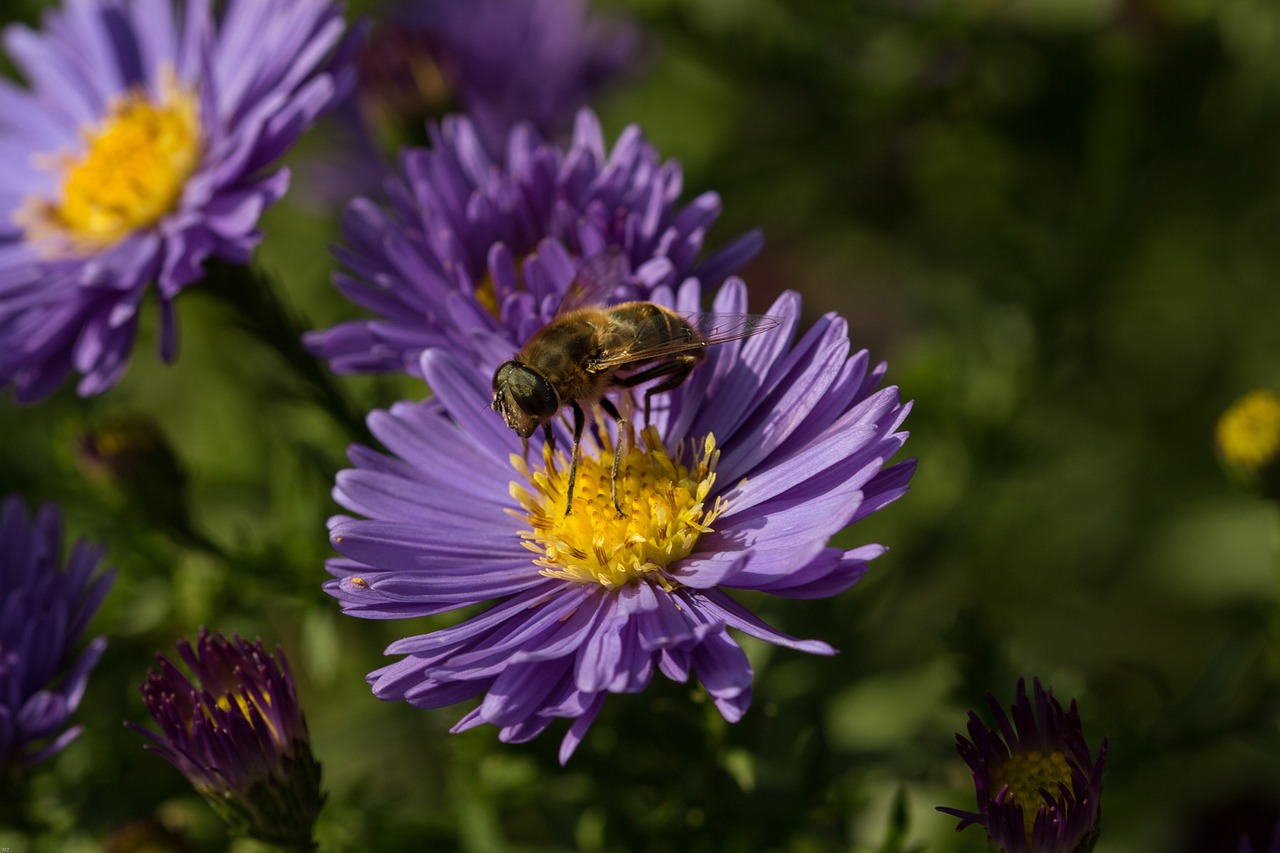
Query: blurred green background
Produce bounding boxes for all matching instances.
[4,0,1280,850]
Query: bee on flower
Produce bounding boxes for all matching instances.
[324,278,914,762]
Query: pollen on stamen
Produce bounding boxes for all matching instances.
[507,424,724,589]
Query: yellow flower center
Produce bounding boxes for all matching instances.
[19,73,201,255]
[1217,390,1280,471]
[509,424,725,589]
[991,749,1073,844]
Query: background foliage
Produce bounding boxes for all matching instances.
[4,0,1280,850]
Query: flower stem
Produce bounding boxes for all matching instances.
[202,261,371,444]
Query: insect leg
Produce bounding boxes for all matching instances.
[616,356,699,426]
[564,402,585,516]
[540,422,556,472]
[599,397,627,517]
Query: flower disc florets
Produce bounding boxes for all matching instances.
[512,425,725,589]
[19,73,200,255]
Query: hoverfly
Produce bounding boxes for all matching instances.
[491,249,779,516]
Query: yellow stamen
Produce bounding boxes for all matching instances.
[209,689,281,745]
[1217,389,1280,471]
[991,749,1074,843]
[509,424,725,590]
[18,71,201,255]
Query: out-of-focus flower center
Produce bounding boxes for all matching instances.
[510,424,725,589]
[474,271,501,317]
[20,73,200,254]
[356,26,454,151]
[991,749,1073,843]
[1216,389,1280,471]
[473,255,530,319]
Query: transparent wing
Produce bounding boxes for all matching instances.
[554,246,629,315]
[590,312,781,371]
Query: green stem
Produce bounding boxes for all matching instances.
[203,261,372,445]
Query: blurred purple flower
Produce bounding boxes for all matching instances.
[131,629,324,848]
[299,0,645,214]
[938,678,1107,853]
[305,109,763,377]
[0,0,357,401]
[0,495,114,774]
[1241,821,1280,853]
[401,0,644,155]
[323,279,914,762]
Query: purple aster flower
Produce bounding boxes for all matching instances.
[322,278,914,763]
[395,0,643,156]
[0,0,357,401]
[131,629,324,849]
[0,495,114,776]
[299,0,643,211]
[304,108,764,377]
[938,678,1108,853]
[344,0,641,153]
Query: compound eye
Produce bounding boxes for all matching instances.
[515,368,559,420]
[493,361,517,393]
